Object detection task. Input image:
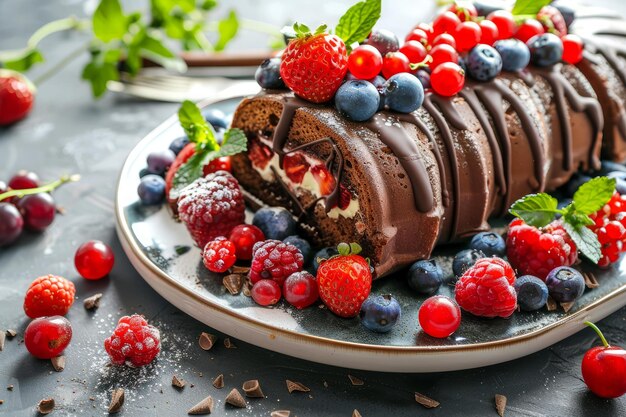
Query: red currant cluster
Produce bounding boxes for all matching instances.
[588,192,626,267]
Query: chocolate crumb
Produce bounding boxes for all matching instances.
[323,381,328,388]
[199,332,217,351]
[546,296,557,311]
[348,375,364,386]
[495,394,507,417]
[230,265,250,274]
[108,388,125,414]
[223,338,236,349]
[414,392,440,409]
[223,274,243,295]
[84,293,103,310]
[242,380,264,398]
[172,375,186,389]
[6,330,16,338]
[51,356,65,372]
[584,272,599,289]
[37,398,55,414]
[0,399,3,405]
[89,397,95,401]
[225,388,246,408]
[0,332,4,351]
[7,385,13,391]
[198,372,203,378]
[190,384,195,388]
[242,278,253,297]
[561,301,575,313]
[352,410,362,417]
[286,380,310,394]
[187,395,214,415]
[271,411,290,417]
[213,374,224,389]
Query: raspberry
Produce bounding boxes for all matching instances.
[104,314,161,367]
[203,237,237,273]
[177,171,245,248]
[587,192,626,267]
[23,275,76,318]
[506,219,577,280]
[249,240,304,286]
[455,257,517,318]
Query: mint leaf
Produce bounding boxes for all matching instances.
[335,0,381,50]
[562,222,602,264]
[178,100,219,151]
[215,10,239,52]
[141,33,187,73]
[2,48,44,72]
[511,0,552,15]
[572,176,616,215]
[81,54,120,97]
[215,128,247,158]
[93,0,127,42]
[509,193,559,228]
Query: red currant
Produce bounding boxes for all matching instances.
[75,240,115,280]
[405,29,429,46]
[24,316,72,359]
[415,23,435,43]
[515,19,545,43]
[399,41,428,64]
[448,1,477,22]
[228,224,265,260]
[582,321,626,398]
[432,33,456,49]
[16,193,56,232]
[430,62,465,97]
[0,202,23,246]
[454,21,482,53]
[8,170,39,190]
[251,279,281,306]
[433,11,462,36]
[382,51,411,79]
[562,34,584,65]
[203,156,232,175]
[283,271,319,309]
[428,44,459,70]
[418,295,461,338]
[487,10,517,40]
[478,20,499,45]
[348,45,383,80]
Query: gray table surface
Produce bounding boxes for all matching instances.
[2,0,626,416]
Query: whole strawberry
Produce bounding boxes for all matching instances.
[24,275,76,318]
[280,23,348,103]
[0,70,35,125]
[316,243,372,318]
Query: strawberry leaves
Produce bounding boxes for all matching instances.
[509,193,559,228]
[511,0,552,16]
[335,0,381,50]
[572,177,617,215]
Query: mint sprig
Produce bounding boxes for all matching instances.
[511,0,552,16]
[509,176,616,263]
[335,0,381,50]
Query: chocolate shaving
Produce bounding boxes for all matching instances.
[7,385,13,391]
[212,374,224,389]
[348,375,364,386]
[546,296,557,311]
[225,388,246,408]
[223,338,236,349]
[84,293,103,310]
[187,395,214,415]
[0,332,4,351]
[495,394,507,417]
[286,380,310,393]
[271,411,290,417]
[414,392,440,409]
[242,380,264,398]
[198,332,217,351]
[6,330,16,338]
[561,301,575,313]
[223,274,243,295]
[0,399,3,404]
[352,410,362,417]
[230,265,250,274]
[584,272,599,289]
[108,388,125,414]
[172,375,186,389]
[51,356,65,372]
[37,398,55,415]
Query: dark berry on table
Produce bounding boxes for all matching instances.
[418,295,461,338]
[407,259,443,295]
[365,29,400,56]
[104,314,161,366]
[0,202,24,246]
[75,240,115,280]
[203,108,228,130]
[168,136,190,155]
[432,11,461,36]
[203,237,237,273]
[255,58,285,89]
[249,239,304,285]
[283,271,318,309]
[137,174,166,205]
[252,207,297,241]
[228,224,265,260]
[607,171,626,195]
[414,69,431,89]
[527,33,563,67]
[251,279,282,306]
[283,235,312,265]
[452,249,485,277]
[494,39,530,72]
[16,193,56,232]
[478,19,499,45]
[487,10,516,40]
[561,34,584,65]
[430,62,465,97]
[514,275,549,311]
[399,41,427,65]
[466,44,502,82]
[429,44,459,70]
[8,170,39,190]
[514,19,544,43]
[382,51,410,79]
[545,266,585,303]
[359,294,401,333]
[469,231,506,257]
[23,274,76,318]
[454,21,481,53]
[146,149,176,176]
[24,316,72,359]
[335,80,380,122]
[312,246,339,275]
[383,73,424,113]
[348,45,383,80]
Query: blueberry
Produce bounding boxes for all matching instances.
[469,231,506,257]
[214,127,226,145]
[527,33,563,67]
[407,259,443,295]
[467,44,502,81]
[562,173,591,198]
[146,149,176,176]
[335,80,380,122]
[255,58,285,89]
[169,136,190,155]
[283,235,312,265]
[312,246,339,275]
[514,275,549,311]
[457,56,467,72]
[137,175,166,205]
[599,160,626,176]
[203,108,228,130]
[453,249,485,277]
[414,69,431,89]
[494,39,530,72]
[139,168,151,178]
[473,2,503,16]
[383,73,424,113]
[607,171,626,195]
[365,29,399,55]
[370,75,387,111]
[545,266,585,303]
[359,294,401,333]
[252,207,297,240]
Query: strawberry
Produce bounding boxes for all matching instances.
[316,243,372,318]
[248,137,274,170]
[280,23,348,103]
[0,70,35,126]
[311,164,336,195]
[283,153,310,184]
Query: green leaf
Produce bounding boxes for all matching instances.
[215,10,239,52]
[81,58,119,97]
[216,128,247,158]
[178,100,219,150]
[511,0,552,16]
[201,0,217,10]
[140,33,187,73]
[93,0,127,42]
[562,222,602,264]
[335,0,381,50]
[572,176,616,215]
[509,193,560,228]
[2,48,44,72]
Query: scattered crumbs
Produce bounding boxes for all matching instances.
[190,384,195,388]
[37,398,55,415]
[198,372,203,378]
[0,400,3,405]
[323,381,328,388]
[286,380,310,394]
[0,332,4,351]
[213,374,224,389]
[414,392,440,409]
[223,274,243,295]
[225,388,247,408]
[188,395,214,415]
[172,375,186,389]
[7,385,13,391]
[271,411,290,417]
[318,304,325,309]
[89,397,95,401]
[561,301,575,313]
[242,379,264,398]
[353,409,362,417]
[224,338,237,349]
[546,296,557,311]
[198,332,217,351]
[51,355,65,372]
[495,394,507,417]
[84,293,103,310]
[108,388,125,414]
[6,330,16,338]
[348,374,364,386]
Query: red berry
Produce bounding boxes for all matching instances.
[515,19,545,43]
[23,274,76,318]
[487,10,517,40]
[432,11,462,36]
[428,44,459,69]
[448,1,477,22]
[283,152,311,184]
[382,51,411,79]
[249,240,304,285]
[478,19,499,45]
[8,170,39,190]
[454,21,481,52]
[248,137,274,170]
[0,202,23,246]
[104,314,161,366]
[418,295,461,338]
[16,193,56,232]
[405,29,429,46]
[204,156,232,175]
[432,33,457,49]
[228,224,265,260]
[414,23,435,43]
[581,322,626,398]
[202,237,237,273]
[399,41,428,64]
[311,164,337,196]
[348,45,383,80]
[562,34,584,65]
[251,279,282,306]
[0,71,34,126]
[75,240,115,280]
[283,271,319,309]
[430,62,465,97]
[24,316,72,359]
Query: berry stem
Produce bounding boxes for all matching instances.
[26,16,88,48]
[0,174,80,202]
[584,321,610,348]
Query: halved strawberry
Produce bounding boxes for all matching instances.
[311,164,336,195]
[338,185,352,210]
[248,138,273,170]
[283,153,310,184]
